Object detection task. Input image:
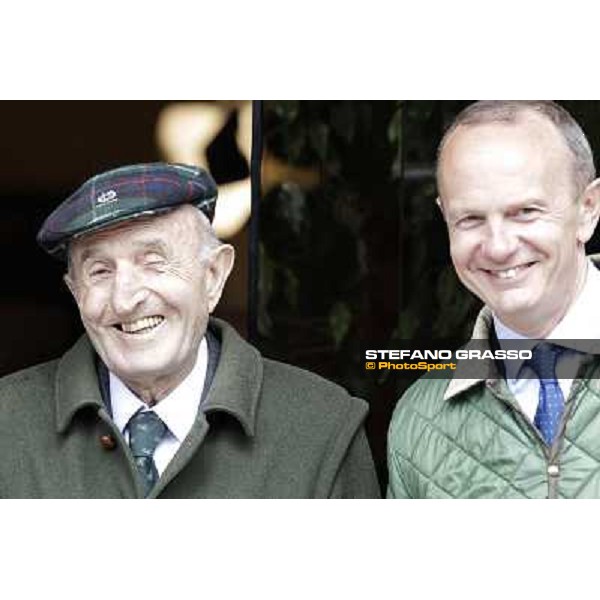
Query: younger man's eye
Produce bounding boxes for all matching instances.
[455,215,483,229]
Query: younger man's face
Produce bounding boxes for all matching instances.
[438,114,595,337]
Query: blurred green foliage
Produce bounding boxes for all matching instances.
[258,101,480,402]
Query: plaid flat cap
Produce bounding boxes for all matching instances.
[37,162,218,260]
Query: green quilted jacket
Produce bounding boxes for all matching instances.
[387,307,600,499]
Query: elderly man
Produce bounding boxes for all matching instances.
[0,163,379,498]
[388,101,600,498]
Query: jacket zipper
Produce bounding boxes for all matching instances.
[485,379,578,499]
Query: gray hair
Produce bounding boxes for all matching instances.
[437,101,596,195]
[192,207,223,260]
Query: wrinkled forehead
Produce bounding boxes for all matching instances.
[68,205,201,263]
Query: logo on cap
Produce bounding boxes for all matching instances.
[97,190,119,205]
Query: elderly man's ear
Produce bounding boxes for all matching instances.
[206,244,235,313]
[577,179,600,245]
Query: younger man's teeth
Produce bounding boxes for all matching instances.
[497,268,517,279]
[121,316,164,333]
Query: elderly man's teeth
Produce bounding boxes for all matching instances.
[121,316,164,334]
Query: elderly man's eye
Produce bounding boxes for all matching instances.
[144,260,170,275]
[144,255,167,268]
[513,207,540,220]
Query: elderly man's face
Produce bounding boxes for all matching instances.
[65,205,233,401]
[438,114,599,337]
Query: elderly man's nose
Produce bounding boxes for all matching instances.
[110,268,148,315]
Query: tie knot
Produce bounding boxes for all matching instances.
[128,410,166,458]
[528,343,564,382]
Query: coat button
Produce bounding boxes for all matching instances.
[100,434,117,450]
[547,464,560,477]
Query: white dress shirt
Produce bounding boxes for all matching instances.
[110,337,208,475]
[494,260,600,421]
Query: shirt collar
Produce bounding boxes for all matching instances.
[110,337,208,442]
[493,317,535,380]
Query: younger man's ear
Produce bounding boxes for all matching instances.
[436,196,445,217]
[577,178,600,244]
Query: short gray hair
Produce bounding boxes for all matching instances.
[437,101,596,195]
[191,207,222,260]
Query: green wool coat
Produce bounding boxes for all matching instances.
[0,319,380,498]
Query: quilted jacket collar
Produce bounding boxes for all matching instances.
[443,307,495,401]
[55,318,262,437]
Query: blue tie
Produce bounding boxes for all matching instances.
[128,410,167,497]
[528,343,565,445]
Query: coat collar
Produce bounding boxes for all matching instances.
[54,318,262,438]
[201,318,262,437]
[55,335,105,433]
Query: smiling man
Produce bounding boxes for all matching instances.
[388,101,600,498]
[0,163,379,498]
[64,205,223,407]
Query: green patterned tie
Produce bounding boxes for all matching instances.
[128,410,167,497]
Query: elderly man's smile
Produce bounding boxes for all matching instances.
[114,315,165,335]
